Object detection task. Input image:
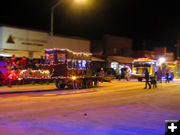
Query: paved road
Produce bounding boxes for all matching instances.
[0,80,180,135]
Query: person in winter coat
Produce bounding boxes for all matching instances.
[19,56,27,69]
[99,68,105,83]
[151,75,157,88]
[165,71,170,83]
[0,71,5,86]
[144,69,151,89]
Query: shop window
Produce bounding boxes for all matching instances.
[57,52,66,64]
[111,62,118,70]
[72,60,78,69]
[45,54,54,64]
[67,59,72,69]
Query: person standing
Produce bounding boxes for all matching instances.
[165,71,170,83]
[157,67,162,83]
[151,75,157,88]
[19,56,27,69]
[0,71,5,86]
[144,69,151,89]
[125,68,130,81]
[99,68,105,83]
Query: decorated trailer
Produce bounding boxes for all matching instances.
[18,48,103,89]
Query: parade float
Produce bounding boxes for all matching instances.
[13,48,103,89]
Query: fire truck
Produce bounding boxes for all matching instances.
[131,58,178,81]
[17,48,103,89]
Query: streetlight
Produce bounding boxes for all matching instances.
[49,0,85,48]
[158,57,166,64]
[50,0,64,37]
[75,0,83,2]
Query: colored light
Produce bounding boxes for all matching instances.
[72,76,76,80]
[75,0,83,2]
[158,57,166,63]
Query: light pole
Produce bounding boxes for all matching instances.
[175,40,180,60]
[50,0,65,37]
[49,0,64,48]
[177,40,180,60]
[49,0,85,48]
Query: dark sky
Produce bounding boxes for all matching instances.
[0,0,180,51]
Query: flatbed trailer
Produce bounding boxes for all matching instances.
[18,48,103,89]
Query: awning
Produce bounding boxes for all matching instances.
[108,56,134,64]
[0,50,44,59]
[91,57,105,62]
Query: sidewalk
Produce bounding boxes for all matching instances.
[0,83,57,94]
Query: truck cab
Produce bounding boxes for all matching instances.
[131,58,157,81]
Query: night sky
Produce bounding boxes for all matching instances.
[0,0,180,51]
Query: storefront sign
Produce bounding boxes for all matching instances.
[1,26,48,51]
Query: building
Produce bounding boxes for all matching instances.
[91,35,134,74]
[104,35,133,57]
[131,50,155,59]
[131,47,174,62]
[0,25,90,59]
[91,35,133,58]
[154,47,174,61]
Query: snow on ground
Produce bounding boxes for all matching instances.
[1,104,179,135]
[0,80,180,135]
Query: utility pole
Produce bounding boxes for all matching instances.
[175,39,180,60]
[177,40,180,60]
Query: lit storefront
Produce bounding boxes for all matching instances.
[108,56,134,78]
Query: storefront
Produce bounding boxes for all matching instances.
[108,56,134,78]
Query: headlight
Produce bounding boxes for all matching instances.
[72,76,76,80]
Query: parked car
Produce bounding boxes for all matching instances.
[103,68,116,81]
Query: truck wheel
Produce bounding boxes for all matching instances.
[93,79,98,86]
[138,78,142,82]
[83,80,88,88]
[55,81,65,89]
[77,79,84,89]
[86,80,93,88]
[89,80,93,88]
[72,82,78,89]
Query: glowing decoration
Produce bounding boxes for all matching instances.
[75,0,83,2]
[158,57,166,64]
[72,76,77,80]
[45,48,92,60]
[18,69,50,79]
[57,52,66,64]
[136,57,152,61]
[82,60,86,68]
[45,53,54,64]
[78,60,82,69]
[8,70,18,80]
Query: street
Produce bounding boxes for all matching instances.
[0,80,180,135]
